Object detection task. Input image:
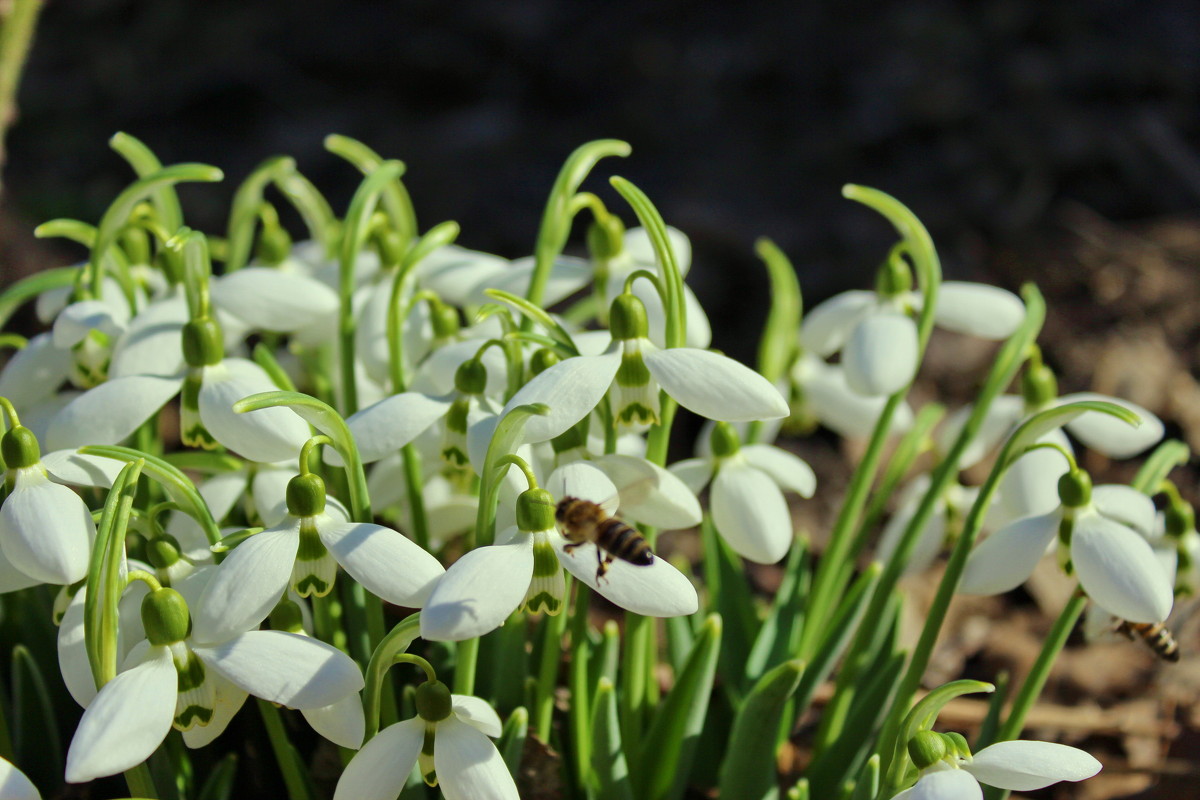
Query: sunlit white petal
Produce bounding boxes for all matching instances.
[710,460,793,563]
[1057,392,1164,458]
[194,630,364,708]
[0,332,71,408]
[320,521,445,607]
[965,740,1101,791]
[109,288,189,378]
[199,359,311,463]
[192,525,300,644]
[843,311,918,397]
[0,755,40,800]
[500,352,621,444]
[933,283,1025,340]
[959,511,1060,595]
[644,346,788,421]
[328,391,453,466]
[212,267,339,333]
[421,536,535,641]
[893,769,982,800]
[0,469,94,585]
[742,445,817,498]
[302,692,366,749]
[436,716,520,800]
[333,717,424,800]
[800,291,875,356]
[451,694,504,738]
[1072,515,1174,623]
[47,375,183,450]
[1092,485,1156,536]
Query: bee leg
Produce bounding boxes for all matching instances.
[594,551,613,585]
[562,542,581,556]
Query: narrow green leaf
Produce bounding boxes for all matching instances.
[1001,400,1140,471]
[252,342,297,392]
[753,237,802,385]
[275,168,337,252]
[80,445,221,545]
[484,288,580,356]
[109,132,183,232]
[975,670,1010,749]
[592,619,622,700]
[34,218,96,247]
[635,613,722,800]
[663,614,694,678]
[700,517,759,699]
[609,176,685,349]
[499,706,529,781]
[0,266,79,329]
[11,645,63,781]
[592,679,636,800]
[717,659,804,800]
[324,134,416,243]
[745,540,809,685]
[848,756,880,800]
[1133,439,1190,494]
[161,451,245,474]
[195,753,238,800]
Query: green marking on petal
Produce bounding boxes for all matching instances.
[615,347,651,388]
[292,525,337,597]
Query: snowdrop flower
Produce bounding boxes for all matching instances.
[66,582,364,783]
[896,730,1100,799]
[491,292,787,451]
[335,679,517,800]
[960,470,1173,623]
[422,462,697,641]
[0,755,40,800]
[671,422,815,564]
[877,476,979,575]
[211,264,339,336]
[789,351,913,438]
[45,314,310,464]
[0,422,94,587]
[802,252,1024,397]
[193,470,444,644]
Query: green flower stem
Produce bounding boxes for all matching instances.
[177,229,213,321]
[798,187,942,662]
[109,133,183,233]
[523,140,630,327]
[990,591,1088,748]
[1133,439,1190,494]
[748,238,802,445]
[387,220,460,394]
[225,155,296,272]
[123,763,160,800]
[337,160,405,415]
[619,611,654,754]
[569,584,594,788]
[325,134,417,246]
[534,607,568,740]
[454,637,480,697]
[400,445,430,551]
[610,176,685,349]
[311,593,349,654]
[875,399,1140,788]
[0,0,42,196]
[257,699,317,800]
[362,613,421,743]
[84,459,143,686]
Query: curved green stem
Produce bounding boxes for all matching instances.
[325,134,417,245]
[362,613,421,742]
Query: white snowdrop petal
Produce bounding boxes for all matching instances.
[410,338,509,397]
[893,769,983,800]
[58,592,97,708]
[557,540,698,616]
[547,461,621,508]
[742,445,817,498]
[995,444,1071,521]
[958,511,1061,595]
[500,353,621,444]
[797,357,911,438]
[182,672,248,749]
[47,375,183,451]
[192,526,299,645]
[597,454,702,529]
[302,692,366,749]
[211,267,339,332]
[41,450,126,489]
[199,359,311,463]
[417,246,510,306]
[0,755,40,800]
[65,646,176,783]
[843,311,918,397]
[0,471,94,585]
[333,717,424,800]
[53,299,127,349]
[668,457,715,496]
[710,462,793,564]
[451,694,503,738]
[681,285,713,350]
[474,255,592,307]
[320,521,445,607]
[799,291,876,356]
[250,467,298,527]
[436,716,521,800]
[1072,515,1174,623]
[329,392,453,466]
[194,630,364,709]
[1093,485,1156,536]
[0,549,39,593]
[966,740,1101,791]
[644,347,789,422]
[0,332,71,408]
[934,282,1026,339]
[1057,392,1164,458]
[420,538,534,641]
[109,289,189,378]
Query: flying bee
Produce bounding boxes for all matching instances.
[1115,619,1181,663]
[555,495,654,582]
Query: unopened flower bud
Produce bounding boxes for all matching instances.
[609,293,649,341]
[415,680,452,722]
[517,488,556,533]
[1,425,41,470]
[1058,469,1092,509]
[287,473,327,518]
[908,730,947,770]
[142,588,191,646]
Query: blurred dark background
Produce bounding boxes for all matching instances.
[4,0,1199,362]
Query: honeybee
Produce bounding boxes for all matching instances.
[1115,619,1181,663]
[555,495,654,582]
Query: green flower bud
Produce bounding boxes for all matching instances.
[255,224,293,265]
[182,318,224,368]
[269,598,305,633]
[587,215,625,261]
[430,301,461,340]
[529,348,561,377]
[145,535,183,571]
[454,357,488,395]
[709,421,741,459]
[415,680,452,722]
[1,425,41,470]
[517,488,556,532]
[875,251,913,297]
[142,588,191,645]
[1021,362,1058,408]
[1057,469,1092,508]
[907,730,947,770]
[376,229,406,268]
[609,293,649,341]
[942,731,970,759]
[287,473,327,518]
[1165,502,1194,539]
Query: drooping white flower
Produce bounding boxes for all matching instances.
[0,754,41,800]
[877,476,980,575]
[789,352,914,438]
[66,582,364,783]
[671,422,814,564]
[335,684,517,800]
[960,475,1173,623]
[192,472,443,644]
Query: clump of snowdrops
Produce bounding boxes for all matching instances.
[0,134,1190,800]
